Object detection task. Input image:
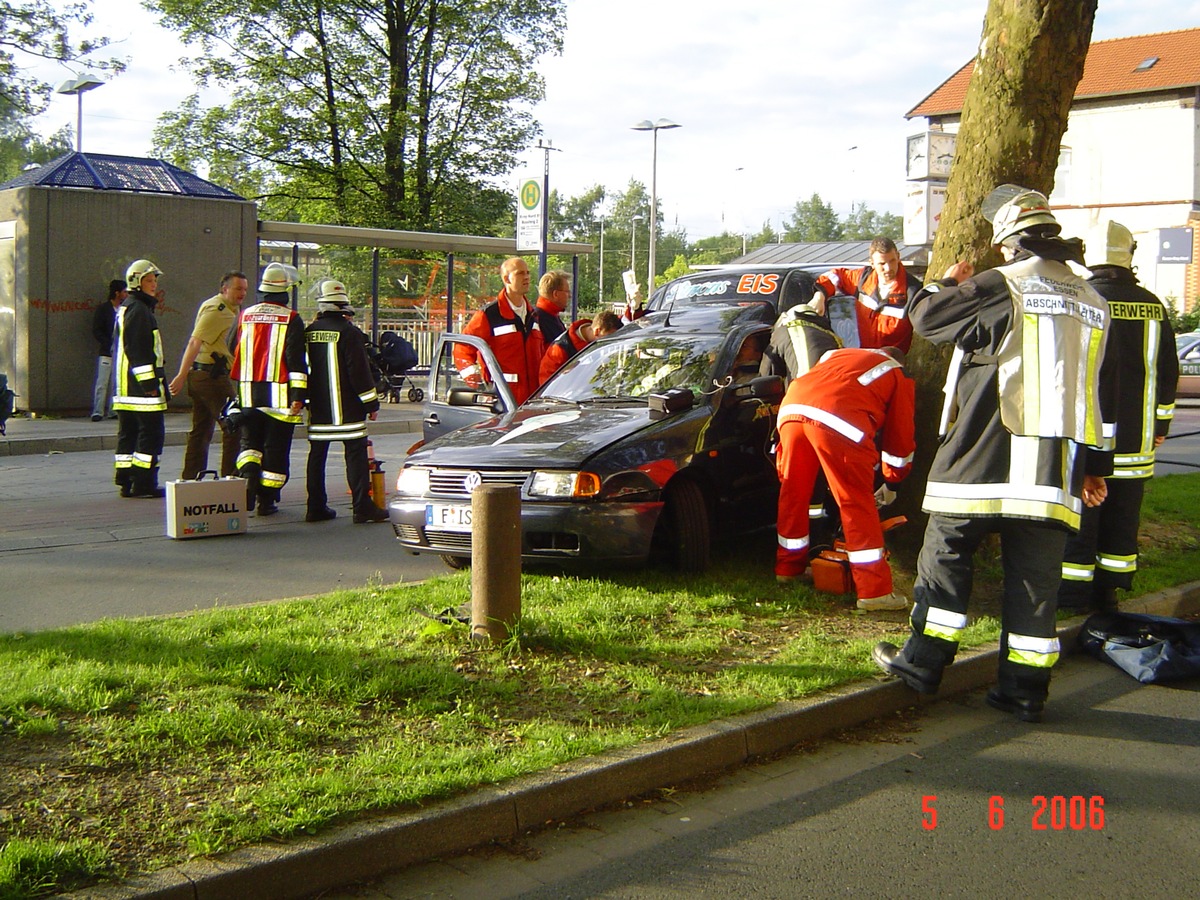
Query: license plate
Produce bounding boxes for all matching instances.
[426,503,472,532]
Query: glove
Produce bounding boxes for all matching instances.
[874,484,897,508]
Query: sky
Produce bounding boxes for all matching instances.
[30,0,1200,242]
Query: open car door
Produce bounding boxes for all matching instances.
[421,334,519,443]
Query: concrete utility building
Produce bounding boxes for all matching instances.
[0,152,257,413]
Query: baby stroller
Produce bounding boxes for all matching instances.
[370,331,425,403]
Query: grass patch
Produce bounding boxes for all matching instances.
[1,472,1198,895]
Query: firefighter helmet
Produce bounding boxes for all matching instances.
[316,278,354,315]
[259,262,301,293]
[1085,220,1136,269]
[983,184,1060,244]
[125,258,162,290]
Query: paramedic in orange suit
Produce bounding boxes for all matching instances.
[774,347,915,611]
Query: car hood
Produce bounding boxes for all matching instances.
[409,403,685,468]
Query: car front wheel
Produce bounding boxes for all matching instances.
[659,478,711,573]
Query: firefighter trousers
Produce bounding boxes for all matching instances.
[1060,477,1144,604]
[306,436,373,516]
[903,514,1066,703]
[775,417,892,599]
[236,409,296,503]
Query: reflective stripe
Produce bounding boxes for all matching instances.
[131,452,154,469]
[1006,632,1060,668]
[808,505,826,518]
[1097,553,1137,573]
[922,606,968,642]
[260,470,288,489]
[857,358,900,386]
[358,388,378,403]
[459,364,482,378]
[1112,463,1154,479]
[237,449,263,469]
[1157,403,1174,418]
[493,324,518,337]
[1061,562,1094,582]
[502,372,519,383]
[878,305,907,320]
[881,450,912,468]
[777,533,810,552]
[309,421,369,442]
[847,547,883,564]
[779,403,865,443]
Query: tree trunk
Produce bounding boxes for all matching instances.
[893,0,1097,562]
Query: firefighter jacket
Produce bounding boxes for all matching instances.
[777,347,916,483]
[112,289,167,413]
[760,306,843,381]
[232,297,308,423]
[813,264,921,351]
[539,319,590,382]
[910,240,1115,531]
[454,290,545,404]
[1087,265,1178,479]
[305,313,380,442]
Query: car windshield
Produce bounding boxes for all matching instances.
[539,332,724,403]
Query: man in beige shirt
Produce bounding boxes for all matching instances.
[169,271,248,479]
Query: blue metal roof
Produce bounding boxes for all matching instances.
[0,152,244,199]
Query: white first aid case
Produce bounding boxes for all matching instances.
[166,472,248,540]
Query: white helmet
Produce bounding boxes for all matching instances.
[315,278,354,315]
[126,258,163,290]
[259,262,302,293]
[1085,220,1136,269]
[983,184,1060,245]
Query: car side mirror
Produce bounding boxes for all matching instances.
[733,375,784,401]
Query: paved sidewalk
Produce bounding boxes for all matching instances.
[69,582,1200,900]
[0,402,425,458]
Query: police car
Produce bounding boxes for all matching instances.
[1178,331,1200,398]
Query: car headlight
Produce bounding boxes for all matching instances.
[528,471,601,499]
[396,466,430,496]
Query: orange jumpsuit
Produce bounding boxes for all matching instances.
[775,348,915,598]
[813,265,920,352]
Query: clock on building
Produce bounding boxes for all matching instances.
[906,131,957,181]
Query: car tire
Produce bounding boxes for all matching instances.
[440,554,470,570]
[662,478,711,573]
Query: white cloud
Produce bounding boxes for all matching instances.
[27,0,1199,240]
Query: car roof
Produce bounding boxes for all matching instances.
[619,300,776,336]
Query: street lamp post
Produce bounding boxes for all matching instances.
[630,213,644,284]
[598,217,605,304]
[631,118,681,295]
[55,75,105,152]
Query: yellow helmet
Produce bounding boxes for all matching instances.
[1085,220,1136,269]
[259,262,301,293]
[125,258,162,290]
[983,184,1060,244]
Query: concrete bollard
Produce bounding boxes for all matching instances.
[470,484,521,644]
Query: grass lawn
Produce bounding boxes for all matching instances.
[2,473,1199,898]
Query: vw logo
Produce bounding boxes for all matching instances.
[462,471,483,493]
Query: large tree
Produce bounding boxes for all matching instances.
[149,0,565,234]
[896,0,1098,558]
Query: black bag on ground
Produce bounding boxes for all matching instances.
[1078,611,1200,684]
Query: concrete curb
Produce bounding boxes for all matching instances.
[70,580,1200,900]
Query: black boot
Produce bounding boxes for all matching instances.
[129,467,166,499]
[256,489,279,516]
[116,470,133,498]
[1091,586,1119,613]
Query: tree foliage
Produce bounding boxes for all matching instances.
[149,0,566,233]
[0,0,123,116]
[783,193,842,242]
[841,202,902,241]
[0,98,69,178]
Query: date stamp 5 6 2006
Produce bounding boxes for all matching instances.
[921,795,1106,831]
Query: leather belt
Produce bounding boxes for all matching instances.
[192,361,221,373]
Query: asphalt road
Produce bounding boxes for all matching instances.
[0,429,446,633]
[326,652,1200,899]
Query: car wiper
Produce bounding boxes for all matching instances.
[536,395,579,405]
[578,394,644,405]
